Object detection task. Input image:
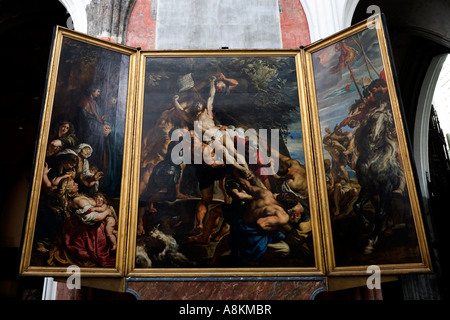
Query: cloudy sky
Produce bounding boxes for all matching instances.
[311,27,383,136]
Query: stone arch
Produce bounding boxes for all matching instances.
[59,0,89,33]
[59,0,137,44]
[301,0,360,43]
[414,54,447,199]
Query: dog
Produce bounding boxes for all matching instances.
[135,228,193,268]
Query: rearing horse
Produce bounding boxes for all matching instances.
[352,104,403,254]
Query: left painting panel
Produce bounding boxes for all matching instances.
[20,27,138,276]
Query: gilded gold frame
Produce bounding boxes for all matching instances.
[19,27,138,277]
[126,49,326,277]
[304,15,432,275]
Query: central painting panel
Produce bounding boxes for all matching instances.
[127,51,323,276]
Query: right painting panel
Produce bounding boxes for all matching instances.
[305,15,432,275]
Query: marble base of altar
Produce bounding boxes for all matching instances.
[125,277,326,300]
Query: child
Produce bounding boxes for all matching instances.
[82,165,103,195]
[74,192,118,251]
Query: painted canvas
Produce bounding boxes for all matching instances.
[20,28,136,276]
[305,16,431,274]
[127,51,324,276]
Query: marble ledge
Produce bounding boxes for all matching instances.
[125,278,326,300]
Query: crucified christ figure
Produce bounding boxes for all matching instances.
[174,76,265,188]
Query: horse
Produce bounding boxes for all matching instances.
[352,104,403,254]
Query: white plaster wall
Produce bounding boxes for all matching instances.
[155,0,282,49]
[59,0,361,48]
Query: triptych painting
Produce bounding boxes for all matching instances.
[20,15,431,278]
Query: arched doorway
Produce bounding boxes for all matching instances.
[414,55,449,201]
[415,53,450,298]
[431,55,450,156]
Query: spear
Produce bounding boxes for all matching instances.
[330,41,363,100]
[353,34,380,80]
